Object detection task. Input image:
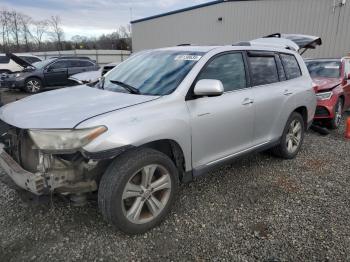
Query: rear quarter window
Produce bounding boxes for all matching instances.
[280,54,302,80]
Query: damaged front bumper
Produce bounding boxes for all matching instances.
[0,145,45,195]
[0,142,99,196]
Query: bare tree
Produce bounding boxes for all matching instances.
[48,15,64,51]
[32,20,48,50]
[9,11,21,50]
[0,10,12,52]
[19,14,32,51]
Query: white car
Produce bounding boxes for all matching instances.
[0,53,41,74]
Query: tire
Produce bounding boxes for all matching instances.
[98,148,179,234]
[271,112,305,159]
[328,98,343,130]
[24,77,43,93]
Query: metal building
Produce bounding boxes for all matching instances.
[131,0,350,58]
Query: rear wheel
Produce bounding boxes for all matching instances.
[98,148,179,234]
[24,78,43,93]
[328,98,343,130]
[271,112,305,159]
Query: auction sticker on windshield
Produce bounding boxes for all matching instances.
[175,55,202,61]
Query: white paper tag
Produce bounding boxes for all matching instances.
[175,55,202,61]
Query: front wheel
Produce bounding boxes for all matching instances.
[271,112,305,159]
[24,78,43,93]
[98,148,179,234]
[328,98,343,130]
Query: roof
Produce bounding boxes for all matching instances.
[131,0,254,24]
[158,46,220,52]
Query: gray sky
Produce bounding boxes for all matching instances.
[0,0,208,39]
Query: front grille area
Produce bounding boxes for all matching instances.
[315,106,330,117]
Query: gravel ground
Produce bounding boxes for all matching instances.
[0,90,349,261]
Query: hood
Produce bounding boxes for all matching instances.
[0,86,159,129]
[69,70,102,84]
[312,77,341,92]
[7,53,33,68]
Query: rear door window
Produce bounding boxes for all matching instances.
[248,54,279,86]
[198,52,247,92]
[280,54,302,79]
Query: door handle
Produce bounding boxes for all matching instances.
[284,90,293,96]
[242,98,254,105]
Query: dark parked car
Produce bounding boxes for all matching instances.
[1,56,99,93]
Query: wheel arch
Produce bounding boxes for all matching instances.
[294,106,308,128]
[138,139,190,183]
[24,75,43,84]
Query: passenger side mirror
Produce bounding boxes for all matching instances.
[347,73,350,80]
[46,66,53,72]
[194,79,224,97]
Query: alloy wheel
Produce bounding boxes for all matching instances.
[121,164,172,224]
[286,119,302,154]
[27,80,41,93]
[334,101,343,127]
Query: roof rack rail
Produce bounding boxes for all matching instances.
[177,44,191,46]
[232,42,251,46]
[51,56,92,60]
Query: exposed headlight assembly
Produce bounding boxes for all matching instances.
[316,91,333,100]
[29,126,107,152]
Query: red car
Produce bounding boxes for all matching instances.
[305,58,350,129]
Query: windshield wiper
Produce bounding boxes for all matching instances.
[110,80,140,94]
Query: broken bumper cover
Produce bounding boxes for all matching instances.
[0,146,45,195]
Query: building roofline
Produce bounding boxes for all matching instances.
[131,0,253,24]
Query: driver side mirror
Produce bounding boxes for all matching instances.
[46,66,53,72]
[194,79,224,97]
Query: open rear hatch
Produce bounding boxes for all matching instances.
[250,33,322,54]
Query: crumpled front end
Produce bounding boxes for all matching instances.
[0,120,108,196]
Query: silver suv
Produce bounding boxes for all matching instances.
[0,37,317,234]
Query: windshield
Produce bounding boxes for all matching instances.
[306,60,341,78]
[103,50,204,95]
[33,59,55,69]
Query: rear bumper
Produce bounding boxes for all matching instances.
[0,145,45,195]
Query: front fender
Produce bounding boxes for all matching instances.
[77,97,193,171]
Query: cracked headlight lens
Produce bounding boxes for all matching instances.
[29,126,107,152]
